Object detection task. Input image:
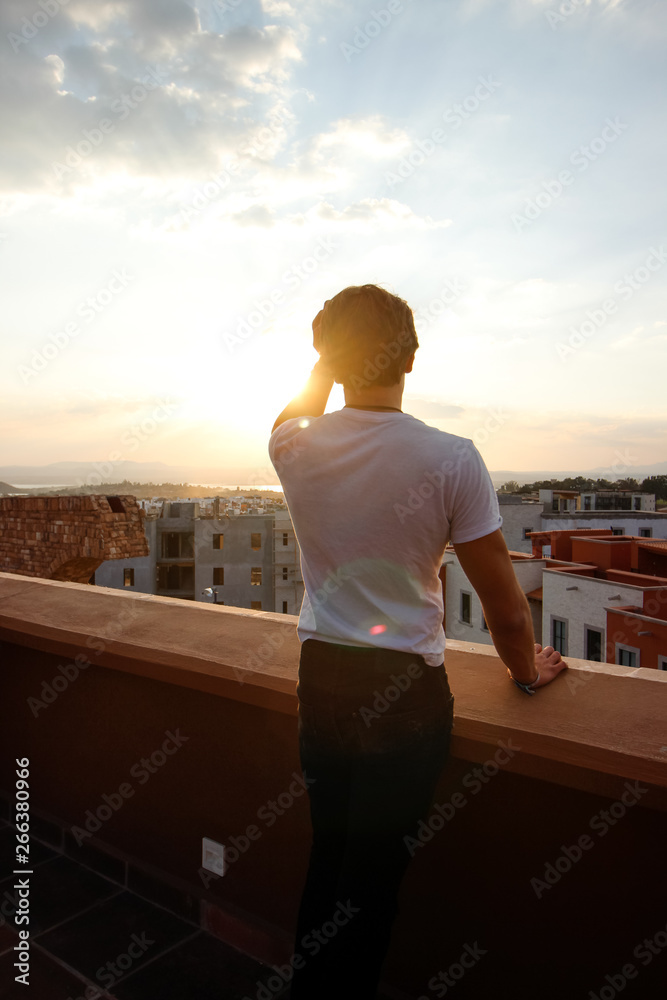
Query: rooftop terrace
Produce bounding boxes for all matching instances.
[1,572,666,999]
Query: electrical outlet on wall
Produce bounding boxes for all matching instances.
[202,837,225,876]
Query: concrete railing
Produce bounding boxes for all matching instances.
[1,572,666,998]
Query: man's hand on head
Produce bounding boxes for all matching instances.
[271,305,335,433]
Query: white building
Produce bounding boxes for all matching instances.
[497,490,666,555]
[540,568,645,662]
[497,495,543,554]
[443,549,553,647]
[539,489,655,513]
[443,532,667,665]
[539,511,664,541]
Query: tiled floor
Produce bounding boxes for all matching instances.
[0,821,401,1000]
[0,822,289,1000]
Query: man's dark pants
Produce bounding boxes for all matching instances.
[289,638,454,999]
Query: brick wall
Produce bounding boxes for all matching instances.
[0,494,149,583]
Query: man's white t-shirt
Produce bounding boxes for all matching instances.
[268,407,502,665]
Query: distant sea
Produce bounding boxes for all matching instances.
[9,483,283,493]
[198,484,282,492]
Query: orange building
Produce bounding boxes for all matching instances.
[519,528,667,669]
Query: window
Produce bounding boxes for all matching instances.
[460,591,472,625]
[213,533,224,550]
[251,532,262,550]
[282,532,289,546]
[157,564,194,591]
[583,496,592,511]
[481,613,489,632]
[552,498,559,512]
[634,497,641,510]
[616,644,639,668]
[251,601,262,611]
[282,567,288,580]
[170,503,181,518]
[213,567,224,585]
[282,601,288,614]
[639,528,652,538]
[107,496,125,513]
[161,532,194,558]
[522,528,533,541]
[123,568,134,587]
[611,528,624,536]
[552,618,568,655]
[251,567,262,586]
[585,627,603,662]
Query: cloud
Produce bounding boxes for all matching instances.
[609,325,667,351]
[0,5,303,195]
[266,116,411,195]
[196,23,302,88]
[305,197,452,231]
[261,0,297,17]
[2,390,181,424]
[404,399,465,419]
[230,203,275,226]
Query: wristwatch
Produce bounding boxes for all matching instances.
[507,668,540,695]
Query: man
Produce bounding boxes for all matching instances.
[269,284,566,999]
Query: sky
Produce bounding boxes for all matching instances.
[1,0,666,482]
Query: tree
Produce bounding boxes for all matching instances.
[641,475,667,501]
[498,480,521,493]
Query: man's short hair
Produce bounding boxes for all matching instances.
[320,284,418,388]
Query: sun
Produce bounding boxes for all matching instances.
[176,311,345,436]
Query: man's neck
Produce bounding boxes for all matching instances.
[343,378,405,411]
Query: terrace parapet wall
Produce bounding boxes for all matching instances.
[1,573,666,996]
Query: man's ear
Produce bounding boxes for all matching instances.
[404,352,415,374]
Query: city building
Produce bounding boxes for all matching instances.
[443,546,562,648]
[531,531,667,669]
[540,487,655,513]
[443,528,667,670]
[496,494,543,553]
[273,509,304,616]
[498,489,664,554]
[94,498,304,615]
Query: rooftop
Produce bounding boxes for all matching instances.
[1,572,666,999]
